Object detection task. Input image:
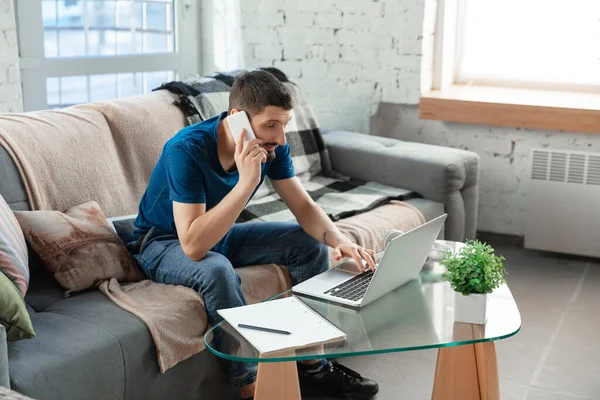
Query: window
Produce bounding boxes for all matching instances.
[455,0,600,92]
[46,71,174,108]
[420,0,600,133]
[17,0,199,111]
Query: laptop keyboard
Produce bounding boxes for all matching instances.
[323,270,374,301]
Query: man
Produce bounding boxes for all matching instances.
[129,70,379,399]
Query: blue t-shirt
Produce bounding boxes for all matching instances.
[133,112,295,237]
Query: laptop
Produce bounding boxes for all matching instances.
[292,214,447,308]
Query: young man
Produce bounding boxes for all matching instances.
[129,70,379,399]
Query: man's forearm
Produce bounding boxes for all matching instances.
[296,202,350,248]
[184,183,254,259]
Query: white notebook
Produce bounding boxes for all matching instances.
[218,297,347,354]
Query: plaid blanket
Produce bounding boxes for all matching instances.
[156,68,419,222]
[239,175,418,223]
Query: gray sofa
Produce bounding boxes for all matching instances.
[0,92,479,400]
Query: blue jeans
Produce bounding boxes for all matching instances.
[130,222,330,387]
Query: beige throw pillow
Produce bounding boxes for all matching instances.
[15,201,144,296]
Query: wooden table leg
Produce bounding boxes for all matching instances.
[432,342,500,400]
[474,342,500,398]
[254,351,301,400]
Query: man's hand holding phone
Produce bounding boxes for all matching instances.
[235,129,267,191]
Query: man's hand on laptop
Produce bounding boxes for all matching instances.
[332,242,377,272]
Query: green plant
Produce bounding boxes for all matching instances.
[442,240,507,295]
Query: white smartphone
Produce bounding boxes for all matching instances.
[224,111,256,142]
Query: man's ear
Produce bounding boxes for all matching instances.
[229,108,240,115]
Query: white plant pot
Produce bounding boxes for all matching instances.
[454,292,488,324]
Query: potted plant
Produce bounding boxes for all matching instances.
[442,240,507,324]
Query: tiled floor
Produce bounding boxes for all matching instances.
[309,234,600,400]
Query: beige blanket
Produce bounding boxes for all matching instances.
[98,278,208,373]
[0,92,186,216]
[335,200,425,254]
[0,94,425,373]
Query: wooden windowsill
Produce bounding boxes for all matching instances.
[419,85,600,134]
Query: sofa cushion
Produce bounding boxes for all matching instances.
[0,194,29,296]
[0,272,34,341]
[0,194,34,341]
[15,202,144,296]
[7,310,125,400]
[41,289,235,400]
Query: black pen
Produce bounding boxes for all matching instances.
[238,324,291,335]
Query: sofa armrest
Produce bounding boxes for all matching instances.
[322,130,480,241]
[0,325,9,388]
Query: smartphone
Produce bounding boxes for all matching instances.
[224,111,256,142]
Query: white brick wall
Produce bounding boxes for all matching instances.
[241,0,427,133]
[240,0,600,236]
[0,0,22,113]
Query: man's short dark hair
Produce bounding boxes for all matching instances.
[228,70,293,116]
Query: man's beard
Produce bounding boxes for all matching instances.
[266,150,276,162]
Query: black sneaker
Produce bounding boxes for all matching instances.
[298,360,379,399]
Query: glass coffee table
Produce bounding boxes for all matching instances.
[205,241,521,400]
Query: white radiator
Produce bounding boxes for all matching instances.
[525,148,600,257]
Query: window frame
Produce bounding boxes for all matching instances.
[16,0,201,111]
[420,0,600,134]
